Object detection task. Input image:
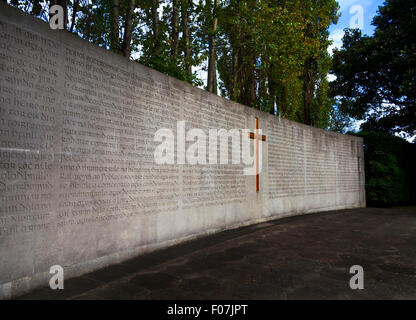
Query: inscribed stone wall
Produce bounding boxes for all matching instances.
[0,4,365,299]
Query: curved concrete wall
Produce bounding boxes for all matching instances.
[0,4,365,298]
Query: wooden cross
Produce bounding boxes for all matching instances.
[248,117,266,192]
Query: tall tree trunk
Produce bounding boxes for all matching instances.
[302,22,315,125]
[303,58,314,126]
[268,75,276,115]
[111,0,120,51]
[86,5,92,40]
[230,19,242,102]
[267,58,277,115]
[58,0,68,27]
[249,54,257,108]
[281,85,288,116]
[181,0,192,77]
[152,0,160,55]
[207,0,218,94]
[172,0,180,58]
[31,0,42,16]
[240,48,250,106]
[69,0,79,32]
[231,48,239,101]
[239,37,256,108]
[121,0,135,58]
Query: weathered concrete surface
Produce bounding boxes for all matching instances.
[17,207,416,300]
[0,3,364,298]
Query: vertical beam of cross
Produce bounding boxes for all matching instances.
[249,117,266,192]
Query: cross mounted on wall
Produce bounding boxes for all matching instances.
[248,117,266,192]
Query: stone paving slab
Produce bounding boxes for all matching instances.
[17,207,416,300]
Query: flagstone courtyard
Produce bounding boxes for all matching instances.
[18,207,416,300]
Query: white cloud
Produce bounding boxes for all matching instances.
[328,29,345,54]
[327,74,337,82]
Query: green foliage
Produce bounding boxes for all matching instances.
[311,76,333,128]
[135,0,206,86]
[330,0,416,137]
[357,131,416,206]
[140,53,203,86]
[216,0,339,127]
[75,0,114,48]
[328,105,350,133]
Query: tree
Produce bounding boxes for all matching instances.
[171,0,179,58]
[121,0,135,57]
[300,0,339,126]
[357,131,416,206]
[110,0,120,51]
[151,0,160,55]
[330,0,416,138]
[70,0,79,32]
[137,0,203,85]
[181,0,192,77]
[216,0,338,120]
[206,0,218,94]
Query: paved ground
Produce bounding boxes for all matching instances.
[18,207,416,300]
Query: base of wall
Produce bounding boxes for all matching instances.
[1,204,364,300]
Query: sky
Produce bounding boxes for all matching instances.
[328,0,385,54]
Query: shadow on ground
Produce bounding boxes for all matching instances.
[17,207,416,300]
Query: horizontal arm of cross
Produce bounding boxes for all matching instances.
[248,132,266,141]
